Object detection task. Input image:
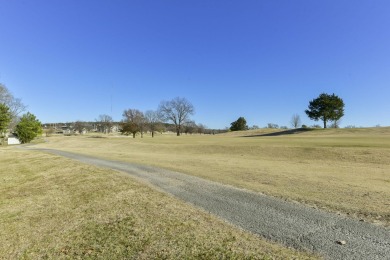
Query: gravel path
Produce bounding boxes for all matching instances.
[32,148,390,260]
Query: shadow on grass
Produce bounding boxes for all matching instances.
[242,128,317,137]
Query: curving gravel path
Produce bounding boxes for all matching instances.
[31,148,390,260]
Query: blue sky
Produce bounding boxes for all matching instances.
[1,1,389,129]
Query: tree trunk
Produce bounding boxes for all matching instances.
[152,131,154,138]
[323,121,327,128]
[133,133,136,138]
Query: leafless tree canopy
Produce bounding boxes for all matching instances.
[145,110,161,138]
[74,121,86,134]
[158,97,194,136]
[290,114,301,129]
[123,109,143,123]
[183,120,197,134]
[197,123,206,134]
[96,114,113,134]
[0,83,27,129]
[330,118,342,128]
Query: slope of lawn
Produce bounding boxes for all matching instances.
[35,127,390,227]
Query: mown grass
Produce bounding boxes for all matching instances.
[0,148,316,259]
[35,127,390,227]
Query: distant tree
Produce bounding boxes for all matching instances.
[145,110,161,138]
[96,114,113,134]
[0,104,12,137]
[290,114,301,129]
[250,125,260,130]
[122,109,145,138]
[0,83,26,129]
[230,117,248,131]
[267,123,279,129]
[120,121,139,138]
[138,115,147,138]
[165,123,177,133]
[74,121,86,134]
[197,123,206,134]
[158,97,195,136]
[305,93,344,128]
[183,120,197,134]
[15,112,42,143]
[330,118,342,128]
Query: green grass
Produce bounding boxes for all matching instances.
[35,127,390,227]
[0,148,316,259]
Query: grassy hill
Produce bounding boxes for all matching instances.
[33,127,390,227]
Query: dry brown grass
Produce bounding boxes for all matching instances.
[0,148,316,259]
[34,127,390,227]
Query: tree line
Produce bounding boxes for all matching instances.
[95,97,210,137]
[1,83,348,143]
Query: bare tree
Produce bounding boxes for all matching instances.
[267,123,279,129]
[330,118,342,128]
[183,120,197,135]
[96,114,113,134]
[145,110,161,138]
[74,121,86,134]
[122,109,145,138]
[158,97,195,136]
[197,123,206,135]
[290,114,301,129]
[0,83,26,129]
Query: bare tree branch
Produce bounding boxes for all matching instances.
[0,83,27,129]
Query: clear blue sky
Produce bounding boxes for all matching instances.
[1,0,389,129]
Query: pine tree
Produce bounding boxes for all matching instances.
[15,112,42,143]
[305,93,344,128]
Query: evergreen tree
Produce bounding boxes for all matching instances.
[305,93,344,128]
[15,112,42,143]
[230,117,248,131]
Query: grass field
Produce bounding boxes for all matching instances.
[0,148,316,259]
[34,127,390,227]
